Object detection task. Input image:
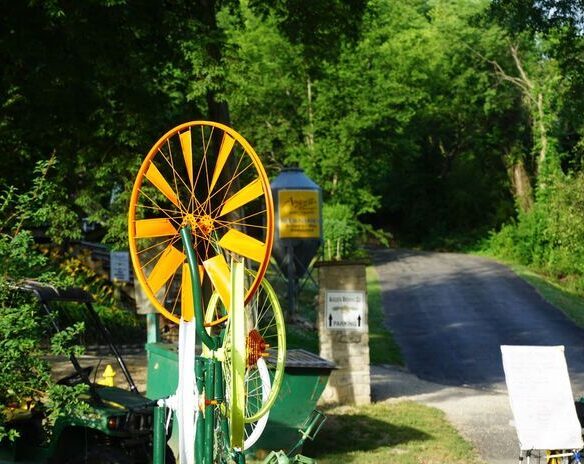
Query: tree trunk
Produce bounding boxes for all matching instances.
[507,158,534,213]
[535,92,547,171]
[490,44,556,192]
[305,76,315,152]
[198,0,231,125]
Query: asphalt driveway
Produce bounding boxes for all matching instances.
[373,249,584,463]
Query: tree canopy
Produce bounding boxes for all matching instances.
[2,0,584,266]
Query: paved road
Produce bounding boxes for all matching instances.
[373,249,584,463]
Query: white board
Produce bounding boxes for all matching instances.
[325,291,366,330]
[501,345,583,451]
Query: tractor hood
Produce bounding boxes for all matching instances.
[95,386,153,411]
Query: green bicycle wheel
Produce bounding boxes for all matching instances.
[206,271,286,424]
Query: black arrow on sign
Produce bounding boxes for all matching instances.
[357,315,362,327]
[328,314,333,327]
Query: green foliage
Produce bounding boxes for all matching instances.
[0,161,92,441]
[50,322,86,358]
[221,5,307,173]
[322,203,361,261]
[43,383,93,432]
[0,296,91,442]
[487,172,584,293]
[0,302,52,407]
[0,157,78,283]
[367,267,402,366]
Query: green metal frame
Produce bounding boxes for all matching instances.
[151,227,322,464]
[152,227,244,464]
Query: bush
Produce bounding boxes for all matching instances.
[322,203,361,260]
[0,158,90,441]
[322,202,391,261]
[487,173,584,292]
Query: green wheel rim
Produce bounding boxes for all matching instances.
[206,271,286,423]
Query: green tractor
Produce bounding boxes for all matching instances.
[0,281,173,464]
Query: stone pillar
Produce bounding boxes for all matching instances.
[317,261,370,405]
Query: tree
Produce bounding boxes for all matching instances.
[293,0,519,240]
[220,5,307,173]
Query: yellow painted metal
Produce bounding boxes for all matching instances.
[229,260,246,449]
[147,245,185,294]
[218,229,266,263]
[135,218,177,238]
[203,254,231,315]
[145,162,181,208]
[128,121,275,324]
[181,263,194,322]
[209,133,235,193]
[219,178,263,217]
[179,129,194,187]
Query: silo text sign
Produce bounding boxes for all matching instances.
[278,189,320,238]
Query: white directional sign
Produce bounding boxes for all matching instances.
[325,291,366,330]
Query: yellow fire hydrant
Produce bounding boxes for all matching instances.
[97,364,116,387]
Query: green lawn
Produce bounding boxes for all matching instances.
[303,401,485,464]
[510,265,584,328]
[366,266,404,366]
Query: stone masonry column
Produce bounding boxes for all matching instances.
[317,261,371,405]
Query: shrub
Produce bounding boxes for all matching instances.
[0,158,90,441]
[488,173,584,292]
[322,203,361,260]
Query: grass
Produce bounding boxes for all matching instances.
[303,401,485,464]
[366,266,404,366]
[474,251,584,329]
[286,323,319,354]
[509,264,584,328]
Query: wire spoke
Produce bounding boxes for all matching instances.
[138,188,184,224]
[157,145,197,213]
[136,236,177,256]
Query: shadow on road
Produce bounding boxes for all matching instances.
[372,248,584,389]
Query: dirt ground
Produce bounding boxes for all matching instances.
[49,352,149,393]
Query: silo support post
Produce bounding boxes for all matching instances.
[287,244,296,317]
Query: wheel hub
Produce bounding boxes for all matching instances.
[246,329,268,367]
[182,213,215,236]
[182,213,198,229]
[197,214,215,236]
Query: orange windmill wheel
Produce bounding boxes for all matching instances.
[128,121,274,325]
